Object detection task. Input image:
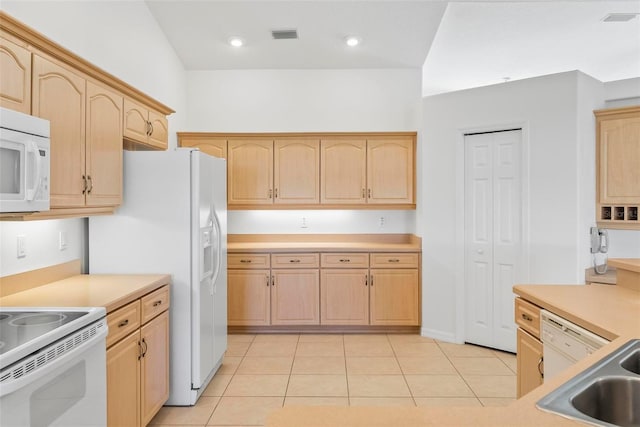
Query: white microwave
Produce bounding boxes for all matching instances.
[0,107,50,213]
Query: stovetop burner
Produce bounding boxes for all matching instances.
[0,310,88,358]
[9,313,68,327]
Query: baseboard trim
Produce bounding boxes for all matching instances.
[420,327,460,343]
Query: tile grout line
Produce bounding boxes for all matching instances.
[388,334,419,407]
[435,340,483,405]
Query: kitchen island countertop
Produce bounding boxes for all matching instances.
[267,282,640,426]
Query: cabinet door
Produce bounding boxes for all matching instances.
[86,81,123,207]
[274,138,320,204]
[148,109,168,150]
[367,137,414,204]
[320,269,369,325]
[516,327,543,398]
[107,331,141,427]
[228,269,271,325]
[0,35,31,114]
[320,138,366,204]
[33,54,86,208]
[180,136,227,159]
[271,269,320,325]
[140,310,170,426]
[599,116,640,204]
[123,98,149,144]
[369,269,419,326]
[227,139,274,206]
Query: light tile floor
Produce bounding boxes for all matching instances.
[150,334,517,427]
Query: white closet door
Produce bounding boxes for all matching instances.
[465,130,521,353]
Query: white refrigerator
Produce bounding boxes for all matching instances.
[89,148,227,406]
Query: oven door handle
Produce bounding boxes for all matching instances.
[0,324,107,397]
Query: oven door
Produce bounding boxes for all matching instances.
[0,326,107,427]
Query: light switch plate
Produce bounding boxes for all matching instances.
[17,235,26,258]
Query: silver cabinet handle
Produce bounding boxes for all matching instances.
[370,275,374,286]
[149,121,154,136]
[368,189,371,198]
[388,259,400,263]
[275,188,278,198]
[339,259,351,263]
[240,259,252,263]
[153,300,162,307]
[289,259,301,263]
[521,313,533,322]
[271,275,275,286]
[87,175,93,194]
[118,319,129,328]
[365,275,368,286]
[361,188,365,198]
[82,175,87,194]
[141,338,148,358]
[266,275,270,286]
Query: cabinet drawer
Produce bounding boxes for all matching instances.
[370,253,419,269]
[228,253,271,269]
[107,300,141,347]
[321,253,369,268]
[141,286,170,324]
[515,297,541,339]
[271,253,319,268]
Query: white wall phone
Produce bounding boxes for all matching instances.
[590,227,609,274]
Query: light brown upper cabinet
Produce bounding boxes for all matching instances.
[124,98,168,150]
[274,138,320,204]
[227,139,274,206]
[321,138,367,204]
[0,34,30,113]
[178,133,227,159]
[181,132,416,209]
[32,54,123,210]
[0,13,174,220]
[367,137,414,204]
[227,138,321,207]
[595,106,640,229]
[321,136,415,206]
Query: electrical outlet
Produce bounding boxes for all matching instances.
[59,231,68,251]
[17,235,26,258]
[379,216,385,228]
[301,217,308,229]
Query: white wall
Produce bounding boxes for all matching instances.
[419,71,606,341]
[186,69,422,235]
[604,77,640,108]
[0,219,85,277]
[0,2,187,277]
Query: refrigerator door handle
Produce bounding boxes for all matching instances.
[210,207,222,295]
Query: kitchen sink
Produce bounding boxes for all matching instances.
[571,377,640,426]
[621,350,640,375]
[537,339,640,427]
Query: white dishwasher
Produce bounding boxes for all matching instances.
[540,310,609,382]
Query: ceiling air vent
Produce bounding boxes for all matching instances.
[602,13,639,22]
[271,29,298,40]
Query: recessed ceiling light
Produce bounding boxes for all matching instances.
[228,37,244,47]
[345,36,361,47]
[602,13,639,22]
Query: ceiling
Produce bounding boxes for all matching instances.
[145,0,640,96]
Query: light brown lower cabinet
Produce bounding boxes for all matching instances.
[106,286,170,427]
[370,269,419,326]
[516,327,543,398]
[229,252,420,328]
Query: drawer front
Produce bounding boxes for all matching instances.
[370,253,419,269]
[141,285,170,324]
[271,253,319,268]
[515,297,541,339]
[107,300,141,347]
[228,253,271,269]
[321,253,369,268]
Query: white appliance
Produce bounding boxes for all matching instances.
[89,148,227,406]
[0,107,50,213]
[540,310,608,381]
[0,307,107,427]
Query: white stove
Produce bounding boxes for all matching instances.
[0,307,108,427]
